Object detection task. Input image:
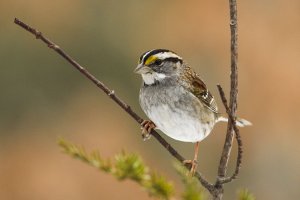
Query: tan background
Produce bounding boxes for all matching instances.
[1,0,300,199]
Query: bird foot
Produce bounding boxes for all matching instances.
[183,159,198,176]
[141,120,156,141]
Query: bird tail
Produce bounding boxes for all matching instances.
[217,116,252,127]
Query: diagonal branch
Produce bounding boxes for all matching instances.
[13,18,214,192]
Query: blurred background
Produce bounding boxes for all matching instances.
[1,0,299,199]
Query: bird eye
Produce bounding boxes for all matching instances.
[154,59,162,66]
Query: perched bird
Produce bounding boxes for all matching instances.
[134,49,251,174]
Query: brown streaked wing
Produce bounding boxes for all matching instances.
[183,67,218,113]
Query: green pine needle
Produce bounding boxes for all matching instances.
[114,151,148,182]
[58,138,173,200]
[174,162,205,200]
[58,138,255,200]
[237,189,255,200]
[146,173,174,199]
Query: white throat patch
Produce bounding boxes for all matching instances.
[142,72,167,85]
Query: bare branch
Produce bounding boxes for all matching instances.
[211,0,240,199]
[13,18,214,192]
[217,85,242,184]
[216,0,239,181]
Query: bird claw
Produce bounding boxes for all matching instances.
[183,159,198,176]
[141,120,156,141]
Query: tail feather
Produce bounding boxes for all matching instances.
[217,116,252,127]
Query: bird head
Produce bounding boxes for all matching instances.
[134,49,183,85]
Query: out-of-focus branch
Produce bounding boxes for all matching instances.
[13,17,214,193]
[58,138,175,199]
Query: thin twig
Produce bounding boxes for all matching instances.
[210,0,240,199]
[13,18,214,192]
[217,85,242,184]
[217,0,240,188]
[216,0,238,181]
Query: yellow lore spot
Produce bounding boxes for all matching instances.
[144,55,158,65]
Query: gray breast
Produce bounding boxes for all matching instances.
[139,79,217,142]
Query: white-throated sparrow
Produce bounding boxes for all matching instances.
[135,49,251,174]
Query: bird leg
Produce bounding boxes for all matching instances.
[183,141,200,175]
[141,120,156,141]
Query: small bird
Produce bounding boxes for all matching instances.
[134,49,251,174]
